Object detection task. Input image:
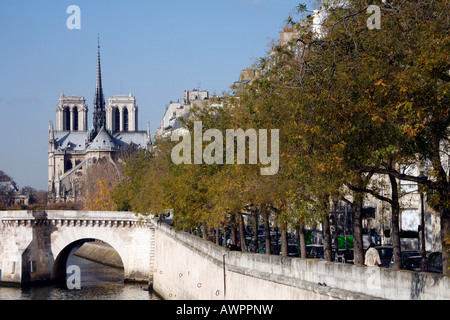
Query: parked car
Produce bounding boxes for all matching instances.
[427,252,442,274]
[277,244,301,257]
[305,245,316,258]
[390,251,442,274]
[270,242,281,255]
[388,250,420,269]
[307,245,347,261]
[336,249,354,263]
[403,256,423,272]
[287,244,300,257]
[373,246,394,268]
[308,245,324,259]
[402,252,442,274]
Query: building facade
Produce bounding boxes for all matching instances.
[48,42,151,203]
[155,89,221,138]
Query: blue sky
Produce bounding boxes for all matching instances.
[0,0,313,191]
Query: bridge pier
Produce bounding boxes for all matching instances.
[0,210,155,286]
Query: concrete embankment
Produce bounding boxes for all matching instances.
[153,221,450,300]
[74,242,124,269]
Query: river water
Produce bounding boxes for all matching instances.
[0,245,160,300]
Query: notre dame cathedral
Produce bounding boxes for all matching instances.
[48,41,151,203]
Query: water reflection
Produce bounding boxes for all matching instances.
[0,245,160,300]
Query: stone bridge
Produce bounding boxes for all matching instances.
[0,210,155,285]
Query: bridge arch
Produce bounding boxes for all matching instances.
[50,224,130,281]
[0,210,155,285]
[51,238,125,281]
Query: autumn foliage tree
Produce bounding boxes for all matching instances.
[83,178,117,211]
[80,157,123,211]
[110,0,449,274]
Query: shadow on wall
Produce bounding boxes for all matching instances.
[51,239,97,281]
[21,211,56,283]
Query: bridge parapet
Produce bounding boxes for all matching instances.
[0,210,154,228]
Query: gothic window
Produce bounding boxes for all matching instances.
[65,160,73,172]
[114,107,120,133]
[73,108,79,131]
[63,107,70,131]
[123,107,129,132]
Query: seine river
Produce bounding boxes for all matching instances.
[0,245,160,300]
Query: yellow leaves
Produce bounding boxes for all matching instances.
[374,79,387,87]
[84,178,117,211]
[401,123,422,139]
[315,162,326,173]
[371,115,385,123]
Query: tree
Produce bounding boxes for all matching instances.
[0,170,17,207]
[279,0,449,271]
[80,157,123,211]
[111,139,172,215]
[84,178,117,211]
[106,1,449,275]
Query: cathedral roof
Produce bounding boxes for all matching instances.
[54,129,149,153]
[54,131,88,151]
[113,131,148,148]
[88,126,116,151]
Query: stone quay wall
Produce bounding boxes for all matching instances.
[74,241,124,269]
[153,221,449,300]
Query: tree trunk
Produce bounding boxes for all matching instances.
[332,201,339,258]
[389,173,402,270]
[322,215,332,261]
[230,212,237,246]
[239,213,246,252]
[275,226,280,254]
[200,222,205,239]
[352,192,364,265]
[299,223,307,259]
[252,211,259,253]
[222,226,227,248]
[215,227,220,245]
[430,137,449,276]
[440,207,449,275]
[281,221,288,257]
[261,205,271,255]
[204,223,209,240]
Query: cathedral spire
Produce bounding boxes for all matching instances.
[92,34,106,138]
